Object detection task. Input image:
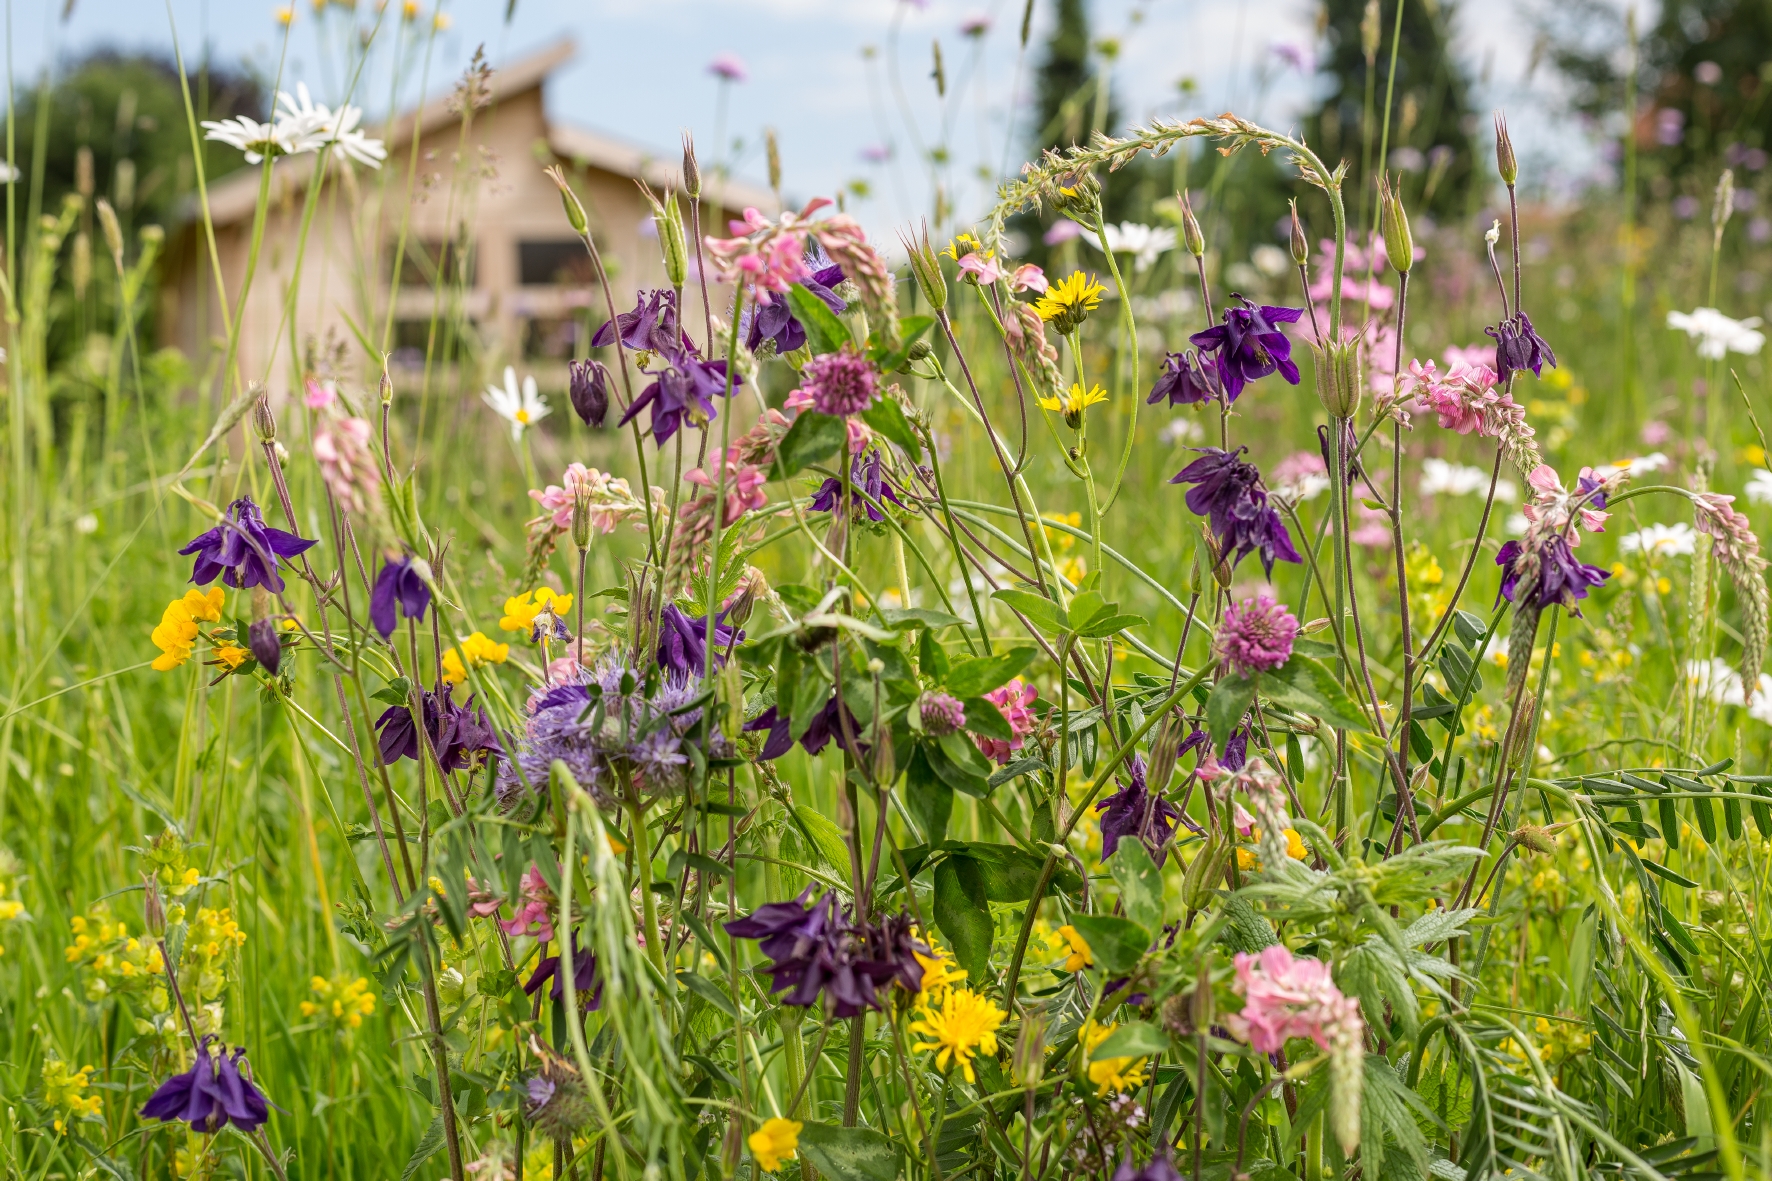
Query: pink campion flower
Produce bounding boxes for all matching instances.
[956,252,1008,285]
[974,678,1037,763]
[499,865,556,943]
[312,415,378,514]
[1011,264,1048,294]
[685,446,769,526]
[1225,944,1361,1054]
[304,376,338,409]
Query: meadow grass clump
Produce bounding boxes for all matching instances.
[11,9,1772,1181]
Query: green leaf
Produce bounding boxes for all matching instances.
[885,607,967,632]
[1641,859,1699,889]
[905,746,954,846]
[934,856,994,986]
[1262,656,1369,733]
[1067,914,1150,975]
[798,1122,902,1181]
[666,850,731,882]
[859,398,922,457]
[793,805,853,876]
[786,283,851,355]
[1076,612,1148,639]
[954,840,1081,900]
[1091,1020,1170,1060]
[945,646,1038,697]
[372,677,412,706]
[928,733,992,798]
[1206,673,1258,748]
[919,627,952,683]
[961,697,1013,740]
[685,1053,741,1094]
[869,314,936,372]
[401,1115,446,1181]
[993,588,1068,634]
[1066,589,1111,631]
[679,910,729,973]
[769,411,848,480]
[675,971,739,1019]
[1109,840,1165,931]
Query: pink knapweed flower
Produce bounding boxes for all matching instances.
[974,678,1037,764]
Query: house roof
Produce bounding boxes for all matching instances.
[196,37,775,226]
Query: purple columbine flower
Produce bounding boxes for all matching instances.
[857,910,929,996]
[1316,420,1364,484]
[569,358,611,427]
[747,255,846,353]
[140,1036,273,1133]
[1096,754,1182,865]
[248,618,282,674]
[1111,1151,1185,1181]
[809,450,904,522]
[1486,311,1557,382]
[1148,349,1222,407]
[370,555,430,639]
[179,496,318,594]
[1496,536,1609,610]
[724,887,919,1016]
[376,690,501,770]
[1220,726,1249,770]
[801,348,879,417]
[592,289,685,355]
[524,939,603,1010]
[1215,595,1299,677]
[656,603,743,675]
[619,348,740,444]
[1169,447,1302,577]
[743,694,866,761]
[1189,296,1304,402]
[919,691,967,736]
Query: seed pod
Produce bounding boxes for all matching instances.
[642,186,689,288]
[1288,199,1308,266]
[1180,191,1206,258]
[544,164,589,235]
[252,395,277,445]
[379,356,394,406]
[142,873,166,939]
[1145,709,1186,796]
[1494,111,1518,186]
[680,131,702,200]
[1010,1009,1049,1088]
[901,224,948,312]
[1512,823,1555,854]
[571,486,592,550]
[1313,338,1363,419]
[1377,174,1413,274]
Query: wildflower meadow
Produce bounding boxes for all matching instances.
[10,3,1772,1180]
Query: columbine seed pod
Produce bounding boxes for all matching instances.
[545,164,589,235]
[902,225,948,312]
[1378,174,1413,274]
[571,486,592,550]
[1314,338,1363,419]
[1146,709,1187,797]
[1181,191,1206,258]
[1010,1009,1049,1088]
[252,395,277,445]
[1494,111,1518,186]
[1288,199,1308,266]
[681,132,702,200]
[647,187,689,288]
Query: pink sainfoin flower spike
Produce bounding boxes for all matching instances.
[304,376,338,409]
[1215,595,1298,677]
[703,198,833,303]
[684,446,769,526]
[528,463,644,533]
[312,415,378,515]
[1226,944,1363,1054]
[499,865,556,943]
[1403,356,1541,477]
[975,678,1037,764]
[957,252,1008,285]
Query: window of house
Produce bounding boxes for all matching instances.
[522,316,583,361]
[389,317,478,368]
[390,237,476,288]
[518,239,596,286]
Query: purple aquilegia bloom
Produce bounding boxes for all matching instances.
[1496,536,1608,611]
[1189,296,1304,402]
[858,910,929,996]
[1215,595,1299,677]
[1148,348,1222,407]
[724,887,921,1016]
[247,618,283,675]
[140,1036,272,1133]
[801,348,879,417]
[747,256,846,353]
[1169,447,1302,576]
[620,348,740,445]
[1097,754,1183,865]
[524,939,603,1010]
[1111,1151,1186,1181]
[744,694,866,761]
[592,289,685,354]
[568,358,611,427]
[1220,726,1250,771]
[375,690,501,770]
[1316,420,1364,484]
[370,555,430,639]
[1486,311,1557,382]
[180,496,318,595]
[656,603,743,675]
[809,450,904,521]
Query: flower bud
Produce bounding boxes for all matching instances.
[142,873,166,939]
[571,486,592,550]
[1051,171,1102,225]
[1377,174,1413,274]
[680,132,702,200]
[1188,545,1205,597]
[569,358,610,427]
[906,338,933,362]
[1288,199,1308,266]
[725,567,766,629]
[1493,111,1518,186]
[1146,709,1186,796]
[249,589,282,675]
[379,356,394,406]
[1010,1009,1049,1088]
[96,198,124,268]
[252,394,277,445]
[901,224,948,312]
[1314,338,1363,419]
[545,164,589,235]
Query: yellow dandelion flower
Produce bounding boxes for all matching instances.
[1032,271,1105,334]
[1083,1018,1149,1096]
[748,1117,802,1173]
[1037,382,1109,427]
[910,987,1006,1083]
[1055,924,1093,972]
[913,941,966,1002]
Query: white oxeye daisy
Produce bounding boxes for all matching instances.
[484,366,550,440]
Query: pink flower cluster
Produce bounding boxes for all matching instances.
[499,864,556,943]
[1306,234,1398,312]
[1403,354,1541,474]
[305,377,379,514]
[955,251,1048,293]
[1225,944,1363,1055]
[1215,595,1298,676]
[528,463,644,533]
[703,198,832,304]
[685,446,769,526]
[974,677,1037,764]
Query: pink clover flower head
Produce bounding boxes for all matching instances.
[685,446,770,526]
[974,678,1037,764]
[956,251,1008,285]
[1225,944,1361,1054]
[304,376,338,409]
[802,348,880,417]
[313,416,378,514]
[1215,595,1299,676]
[500,864,556,943]
[707,53,748,82]
[1044,218,1085,245]
[919,691,967,736]
[1011,263,1048,293]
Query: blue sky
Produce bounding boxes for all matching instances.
[9,0,1584,238]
